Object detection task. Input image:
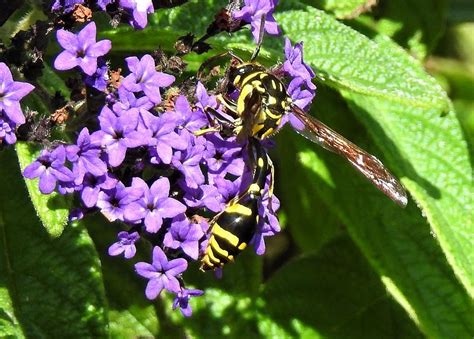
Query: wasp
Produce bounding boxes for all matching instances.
[197,24,407,271]
[197,54,408,207]
[200,140,271,271]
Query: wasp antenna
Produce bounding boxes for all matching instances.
[250,15,266,62]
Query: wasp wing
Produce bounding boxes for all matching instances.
[290,105,408,207]
[236,88,263,143]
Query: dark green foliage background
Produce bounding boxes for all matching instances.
[1,0,473,338]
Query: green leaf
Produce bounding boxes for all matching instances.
[362,0,448,59]
[300,0,377,19]
[37,64,71,98]
[15,142,70,237]
[99,0,219,52]
[0,3,46,42]
[344,89,474,297]
[0,286,25,338]
[278,2,473,301]
[275,142,343,252]
[262,237,423,338]
[85,215,160,338]
[0,148,108,337]
[448,0,474,23]
[279,87,474,338]
[163,250,263,337]
[164,287,262,338]
[276,6,450,112]
[344,31,473,300]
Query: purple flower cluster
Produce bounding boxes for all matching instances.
[24,45,280,315]
[233,0,281,42]
[22,0,317,317]
[51,0,154,29]
[282,37,317,130]
[0,63,35,145]
[51,0,85,13]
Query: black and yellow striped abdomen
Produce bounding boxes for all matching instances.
[200,199,259,270]
[200,142,269,271]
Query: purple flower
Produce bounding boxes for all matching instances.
[173,95,208,133]
[23,146,74,194]
[113,86,153,116]
[51,0,84,12]
[57,179,77,195]
[122,55,174,104]
[279,77,316,131]
[0,114,17,144]
[0,63,35,125]
[144,112,188,165]
[212,176,242,201]
[66,128,107,184]
[97,0,113,10]
[54,22,112,76]
[80,173,118,208]
[163,215,205,260]
[96,181,143,222]
[172,143,205,189]
[92,106,145,167]
[259,194,281,235]
[205,134,245,176]
[283,37,316,91]
[287,77,315,111]
[233,0,281,42]
[183,185,224,213]
[195,81,218,112]
[84,62,109,92]
[252,183,281,255]
[124,177,187,233]
[109,231,140,259]
[172,288,204,317]
[135,246,188,299]
[69,207,86,221]
[118,0,154,29]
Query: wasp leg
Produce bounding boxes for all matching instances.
[216,94,238,114]
[197,51,244,81]
[250,15,266,62]
[267,154,275,211]
[194,106,238,137]
[246,139,274,210]
[206,105,237,125]
[194,127,222,136]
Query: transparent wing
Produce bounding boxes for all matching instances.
[291,105,408,207]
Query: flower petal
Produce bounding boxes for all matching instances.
[54,51,79,71]
[56,29,79,51]
[5,81,35,101]
[144,212,163,233]
[88,39,112,57]
[39,171,57,194]
[166,257,187,276]
[145,278,164,300]
[158,198,187,218]
[135,262,158,279]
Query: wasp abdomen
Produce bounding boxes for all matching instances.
[200,142,269,271]
[200,198,259,271]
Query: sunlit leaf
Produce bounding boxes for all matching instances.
[262,237,423,338]
[0,148,108,337]
[279,87,473,338]
[15,142,70,237]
